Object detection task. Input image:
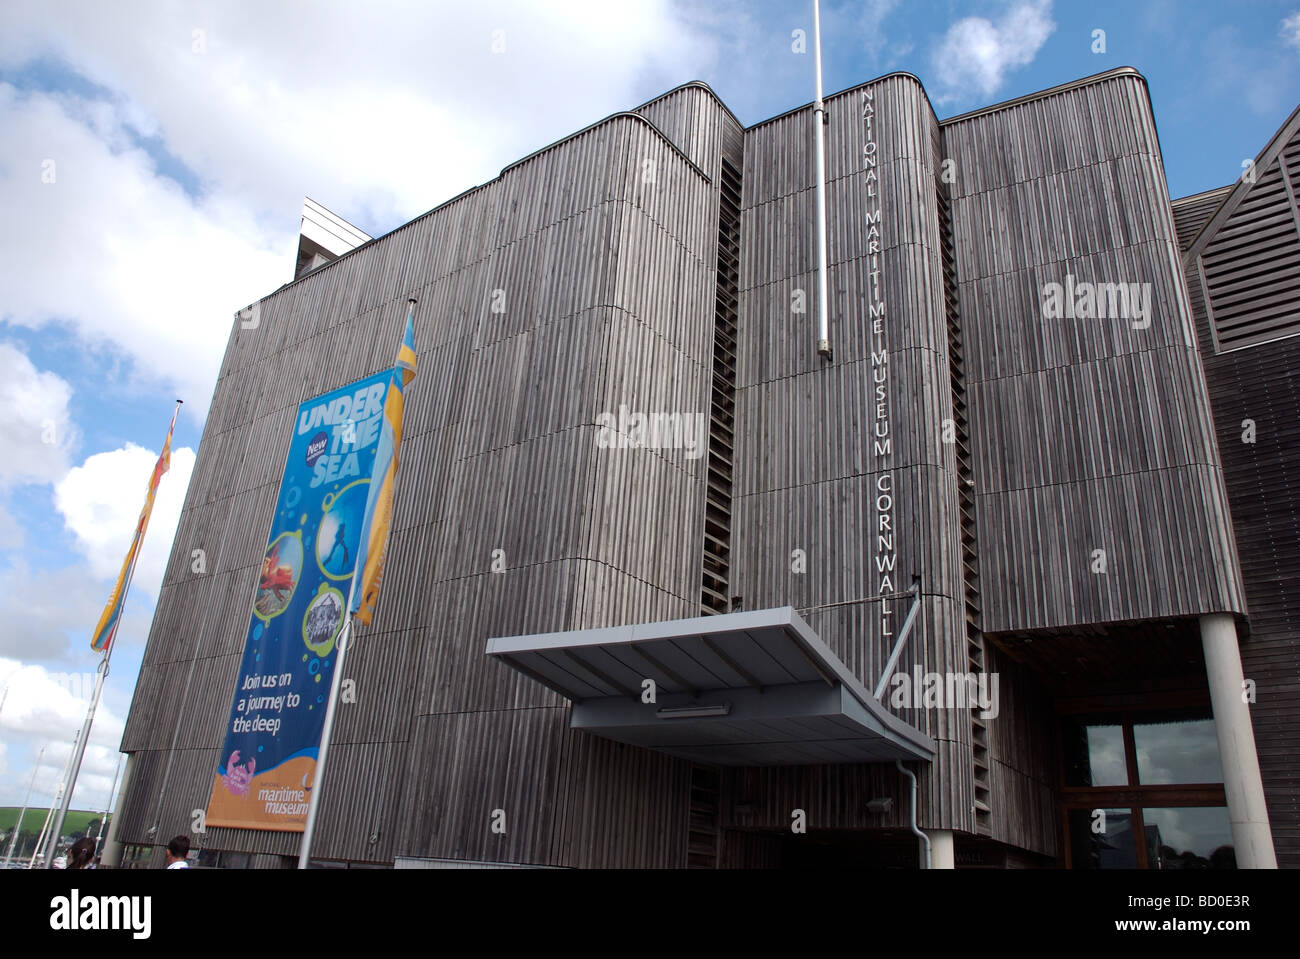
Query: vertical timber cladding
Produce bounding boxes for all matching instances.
[946,68,1245,636]
[635,85,747,867]
[396,107,721,868]
[118,97,732,867]
[729,73,975,836]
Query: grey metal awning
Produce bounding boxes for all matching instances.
[486,606,934,766]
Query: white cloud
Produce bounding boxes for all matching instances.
[0,1,712,227]
[0,2,714,415]
[0,657,125,811]
[1283,13,1300,49]
[0,342,75,488]
[0,84,290,412]
[0,559,110,660]
[54,444,196,601]
[932,0,1056,102]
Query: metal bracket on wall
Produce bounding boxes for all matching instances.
[873,579,924,700]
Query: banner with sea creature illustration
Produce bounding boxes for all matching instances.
[205,370,391,831]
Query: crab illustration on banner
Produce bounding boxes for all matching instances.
[349,299,418,626]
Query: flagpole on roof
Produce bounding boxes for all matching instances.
[813,0,833,360]
[43,399,182,867]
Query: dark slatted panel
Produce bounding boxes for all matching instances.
[686,764,722,868]
[700,158,741,614]
[1199,143,1300,351]
[1171,186,1232,252]
[1176,111,1298,866]
[1197,321,1300,868]
[936,173,991,834]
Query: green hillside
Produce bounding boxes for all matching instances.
[0,808,106,838]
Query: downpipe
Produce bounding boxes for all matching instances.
[896,759,931,869]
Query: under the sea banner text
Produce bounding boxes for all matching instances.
[205,371,391,831]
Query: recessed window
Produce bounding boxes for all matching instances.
[1063,723,1126,786]
[1069,808,1137,869]
[1134,718,1223,784]
[118,843,154,870]
[1060,707,1233,869]
[1143,807,1235,869]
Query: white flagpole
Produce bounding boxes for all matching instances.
[813,0,832,359]
[95,752,124,848]
[4,744,44,866]
[42,652,109,867]
[30,767,67,868]
[44,398,181,868]
[31,734,79,867]
[297,575,360,869]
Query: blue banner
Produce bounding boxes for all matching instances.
[206,371,390,831]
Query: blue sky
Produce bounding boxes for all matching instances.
[0,0,1296,815]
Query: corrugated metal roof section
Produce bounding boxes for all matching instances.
[486,606,935,766]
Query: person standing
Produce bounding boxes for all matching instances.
[164,835,190,869]
[67,837,97,870]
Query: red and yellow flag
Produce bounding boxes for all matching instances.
[90,403,180,652]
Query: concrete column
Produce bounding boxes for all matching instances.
[1200,613,1277,868]
[98,752,135,868]
[925,829,955,869]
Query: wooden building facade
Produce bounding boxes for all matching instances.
[107,67,1294,868]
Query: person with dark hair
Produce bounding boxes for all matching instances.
[165,835,190,869]
[67,837,97,870]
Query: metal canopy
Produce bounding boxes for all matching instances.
[486,606,934,766]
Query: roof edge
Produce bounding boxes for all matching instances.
[243,109,707,310]
[629,79,745,130]
[745,70,934,133]
[1171,184,1233,207]
[940,66,1147,126]
[1183,99,1300,263]
[498,110,709,181]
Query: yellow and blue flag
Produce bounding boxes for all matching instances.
[350,300,417,625]
[91,402,180,653]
